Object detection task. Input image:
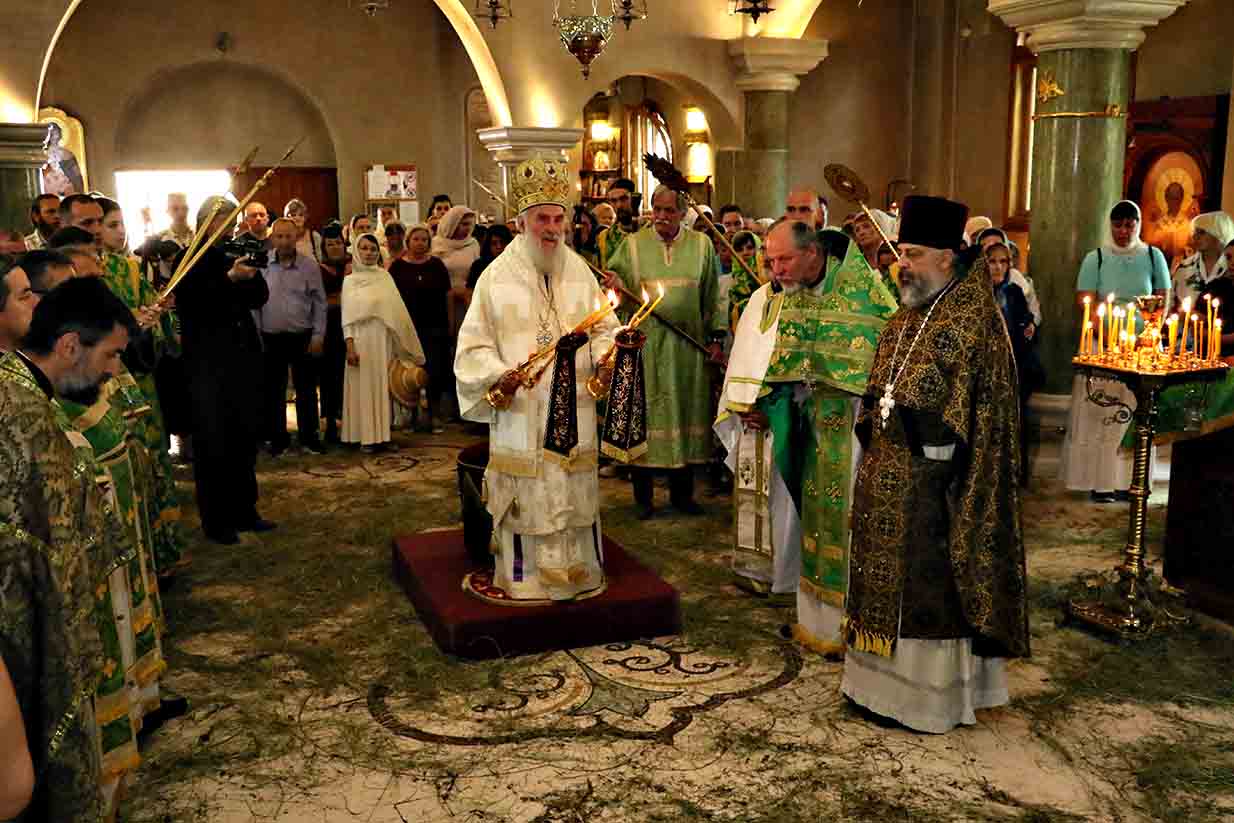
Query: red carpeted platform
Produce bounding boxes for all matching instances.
[392,529,681,660]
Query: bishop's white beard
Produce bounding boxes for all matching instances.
[781,281,804,295]
[527,237,566,277]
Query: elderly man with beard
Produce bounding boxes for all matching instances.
[454,155,618,601]
[842,196,1029,734]
[715,222,896,645]
[603,185,725,518]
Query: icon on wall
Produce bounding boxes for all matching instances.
[37,107,89,197]
[1140,150,1204,265]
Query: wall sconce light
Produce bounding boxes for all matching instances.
[684,107,709,145]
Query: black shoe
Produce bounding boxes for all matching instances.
[672,498,705,516]
[137,696,190,744]
[1090,491,1117,504]
[237,518,277,533]
[302,441,326,455]
[637,504,656,520]
[205,529,239,545]
[324,428,341,445]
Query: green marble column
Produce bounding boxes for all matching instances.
[1028,49,1131,394]
[0,124,46,239]
[728,90,789,219]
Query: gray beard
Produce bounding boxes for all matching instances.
[899,277,947,309]
[527,239,565,277]
[781,282,804,295]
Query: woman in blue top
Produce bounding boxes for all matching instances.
[1062,200,1170,502]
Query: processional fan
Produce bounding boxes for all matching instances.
[823,163,901,261]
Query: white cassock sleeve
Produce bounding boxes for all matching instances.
[453,271,510,422]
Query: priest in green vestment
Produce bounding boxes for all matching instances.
[0,278,138,822]
[715,224,896,652]
[843,196,1029,734]
[605,185,727,517]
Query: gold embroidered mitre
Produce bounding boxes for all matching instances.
[512,155,572,214]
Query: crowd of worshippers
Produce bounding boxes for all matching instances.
[4,173,1234,822]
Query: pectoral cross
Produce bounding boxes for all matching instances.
[878,383,895,429]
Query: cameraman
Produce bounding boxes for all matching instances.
[174,195,274,545]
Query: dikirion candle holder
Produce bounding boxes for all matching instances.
[1068,293,1229,638]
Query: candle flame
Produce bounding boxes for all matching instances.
[607,289,618,307]
[1097,304,1106,317]
[1083,296,1091,305]
[1215,298,1221,309]
[1183,297,1192,313]
[641,288,649,303]
[657,282,665,298]
[1107,294,1115,304]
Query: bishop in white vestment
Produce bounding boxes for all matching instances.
[454,155,619,601]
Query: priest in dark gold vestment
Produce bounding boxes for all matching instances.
[842,196,1030,734]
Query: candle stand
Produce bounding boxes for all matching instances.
[1068,353,1228,639]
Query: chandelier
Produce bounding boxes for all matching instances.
[473,0,512,29]
[728,0,775,23]
[350,0,391,16]
[612,0,648,30]
[554,0,615,79]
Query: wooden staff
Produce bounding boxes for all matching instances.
[158,139,304,300]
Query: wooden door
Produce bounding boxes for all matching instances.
[230,166,340,230]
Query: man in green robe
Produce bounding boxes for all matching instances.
[0,277,137,822]
[605,185,726,517]
[595,178,638,270]
[100,250,187,574]
[715,224,897,651]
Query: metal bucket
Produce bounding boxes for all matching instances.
[457,443,494,568]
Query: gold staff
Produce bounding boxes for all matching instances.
[158,139,304,300]
[823,163,901,262]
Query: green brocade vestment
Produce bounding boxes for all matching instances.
[0,352,133,822]
[763,239,898,611]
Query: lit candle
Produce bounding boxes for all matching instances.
[1118,329,1127,356]
[1083,321,1093,355]
[1205,294,1214,337]
[1081,295,1091,351]
[632,283,666,330]
[1106,293,1116,345]
[1168,314,1178,358]
[630,287,651,326]
[1126,301,1136,341]
[1097,303,1106,354]
[1114,308,1124,353]
[1214,300,1222,359]
[1180,308,1191,355]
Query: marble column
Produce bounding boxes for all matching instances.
[990,0,1188,397]
[477,126,584,221]
[0,124,47,238]
[725,38,829,220]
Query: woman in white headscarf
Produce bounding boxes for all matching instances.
[1061,200,1171,502]
[1171,210,1234,311]
[431,205,480,291]
[342,233,425,451]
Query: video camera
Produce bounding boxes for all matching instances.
[134,236,183,263]
[218,234,269,269]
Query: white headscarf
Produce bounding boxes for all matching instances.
[1191,211,1234,250]
[1103,200,1148,257]
[964,216,993,239]
[342,234,425,364]
[431,206,478,255]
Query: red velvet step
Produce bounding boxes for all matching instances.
[391,529,681,660]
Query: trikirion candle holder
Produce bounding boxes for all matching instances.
[1066,353,1229,640]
